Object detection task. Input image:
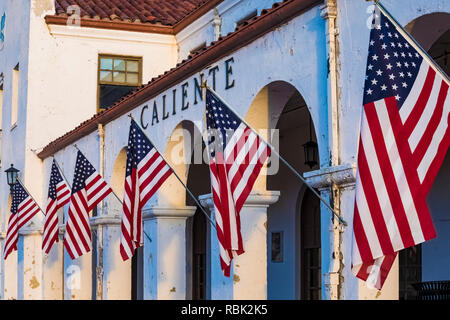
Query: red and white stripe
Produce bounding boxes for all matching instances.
[42,180,70,254]
[3,196,41,260]
[17,196,42,230]
[120,148,172,261]
[64,173,112,260]
[352,61,449,289]
[3,212,19,260]
[210,124,271,276]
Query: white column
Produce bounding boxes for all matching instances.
[142,206,196,300]
[60,224,92,300]
[90,215,131,300]
[42,232,64,300]
[1,231,18,300]
[200,190,280,300]
[17,223,43,300]
[304,164,355,300]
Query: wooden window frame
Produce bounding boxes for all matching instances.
[97,54,143,112]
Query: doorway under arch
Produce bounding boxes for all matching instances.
[253,81,321,300]
[163,120,211,300]
[399,12,450,300]
[299,188,321,300]
[184,123,210,300]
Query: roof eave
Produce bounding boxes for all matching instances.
[38,0,322,160]
[44,15,175,35]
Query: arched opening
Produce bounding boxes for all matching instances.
[109,147,138,300]
[248,81,320,300]
[399,13,450,300]
[182,121,210,300]
[300,188,321,300]
[163,120,210,299]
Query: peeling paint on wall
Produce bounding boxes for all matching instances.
[29,276,40,289]
[32,0,53,17]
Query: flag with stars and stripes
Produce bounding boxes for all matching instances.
[3,182,42,260]
[120,119,173,261]
[351,6,449,289]
[64,151,112,260]
[205,89,271,277]
[42,159,71,254]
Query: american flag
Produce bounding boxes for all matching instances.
[64,151,112,260]
[351,7,449,289]
[3,182,42,259]
[205,89,271,276]
[120,119,173,261]
[42,160,71,254]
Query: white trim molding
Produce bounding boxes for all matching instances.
[303,163,357,189]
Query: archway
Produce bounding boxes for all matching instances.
[180,121,210,300]
[107,148,135,299]
[186,140,210,300]
[246,81,320,300]
[299,188,321,300]
[399,13,450,300]
[163,120,210,299]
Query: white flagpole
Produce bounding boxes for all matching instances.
[127,115,217,229]
[375,0,450,85]
[203,85,347,226]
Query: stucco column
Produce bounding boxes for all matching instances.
[60,224,92,300]
[90,215,131,300]
[200,190,280,300]
[142,206,196,300]
[17,223,43,300]
[42,231,64,300]
[1,231,18,300]
[304,163,399,300]
[304,164,354,300]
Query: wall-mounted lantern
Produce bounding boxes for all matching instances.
[303,115,318,169]
[5,164,19,192]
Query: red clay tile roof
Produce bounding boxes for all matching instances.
[54,0,212,26]
[38,0,321,159]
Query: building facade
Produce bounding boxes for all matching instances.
[0,0,449,300]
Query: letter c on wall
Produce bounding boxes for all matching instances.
[141,105,149,129]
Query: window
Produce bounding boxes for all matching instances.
[0,73,3,130]
[271,232,283,262]
[399,244,422,300]
[301,189,321,300]
[192,207,207,300]
[131,246,143,300]
[92,229,98,300]
[11,64,19,127]
[0,76,3,165]
[98,55,142,112]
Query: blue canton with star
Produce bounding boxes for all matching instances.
[126,119,155,176]
[11,183,30,215]
[48,160,65,200]
[363,8,423,108]
[205,90,241,157]
[71,151,96,194]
